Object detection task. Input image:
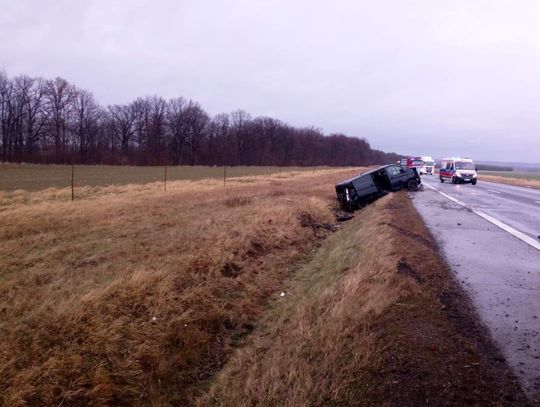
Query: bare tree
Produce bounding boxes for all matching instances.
[71,88,101,163]
[0,71,14,162]
[147,96,167,164]
[167,98,209,165]
[44,77,75,163]
[13,76,47,161]
[0,69,401,166]
[206,113,230,166]
[131,97,152,164]
[108,103,136,159]
[166,97,188,165]
[230,110,251,165]
[183,100,209,165]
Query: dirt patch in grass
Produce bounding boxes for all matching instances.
[223,196,253,207]
[0,168,361,406]
[199,192,529,406]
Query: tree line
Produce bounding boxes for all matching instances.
[0,70,400,166]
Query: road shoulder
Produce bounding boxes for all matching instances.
[412,186,540,403]
[199,192,529,406]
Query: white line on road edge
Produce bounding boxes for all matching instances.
[487,189,501,194]
[472,210,540,251]
[424,183,540,251]
[424,184,467,206]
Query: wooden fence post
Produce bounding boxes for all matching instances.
[71,162,75,201]
[164,165,168,191]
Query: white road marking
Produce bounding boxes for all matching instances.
[487,189,501,194]
[471,210,540,251]
[424,184,466,206]
[423,183,540,251]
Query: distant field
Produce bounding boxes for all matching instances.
[0,164,325,192]
[479,170,540,181]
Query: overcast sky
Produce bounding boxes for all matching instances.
[2,0,540,162]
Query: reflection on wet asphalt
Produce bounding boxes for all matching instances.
[412,177,540,401]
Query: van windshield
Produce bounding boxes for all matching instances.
[455,161,475,170]
[424,160,434,166]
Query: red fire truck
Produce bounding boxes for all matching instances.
[400,157,424,171]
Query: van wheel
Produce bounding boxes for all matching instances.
[407,180,419,191]
[440,177,444,183]
[471,179,477,185]
[451,176,457,184]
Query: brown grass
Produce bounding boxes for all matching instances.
[1,169,528,406]
[199,192,528,406]
[479,174,540,190]
[0,168,359,406]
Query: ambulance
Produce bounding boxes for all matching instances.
[439,157,478,185]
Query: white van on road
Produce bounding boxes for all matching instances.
[439,157,478,184]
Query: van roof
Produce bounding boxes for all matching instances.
[442,157,474,162]
[335,165,394,186]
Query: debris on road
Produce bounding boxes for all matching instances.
[336,214,354,222]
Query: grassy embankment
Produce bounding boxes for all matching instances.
[0,168,528,406]
[200,192,527,406]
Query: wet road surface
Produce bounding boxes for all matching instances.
[412,175,540,402]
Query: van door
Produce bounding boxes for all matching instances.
[385,165,408,189]
[440,161,452,178]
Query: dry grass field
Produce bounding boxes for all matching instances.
[0,164,322,192]
[478,172,540,190]
[0,168,357,406]
[0,168,528,406]
[480,170,540,181]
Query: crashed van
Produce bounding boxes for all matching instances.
[335,164,421,211]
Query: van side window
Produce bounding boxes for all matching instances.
[386,166,400,177]
[446,162,452,170]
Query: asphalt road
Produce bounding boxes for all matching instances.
[426,175,540,244]
[412,174,540,402]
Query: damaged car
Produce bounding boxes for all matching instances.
[335,164,421,211]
